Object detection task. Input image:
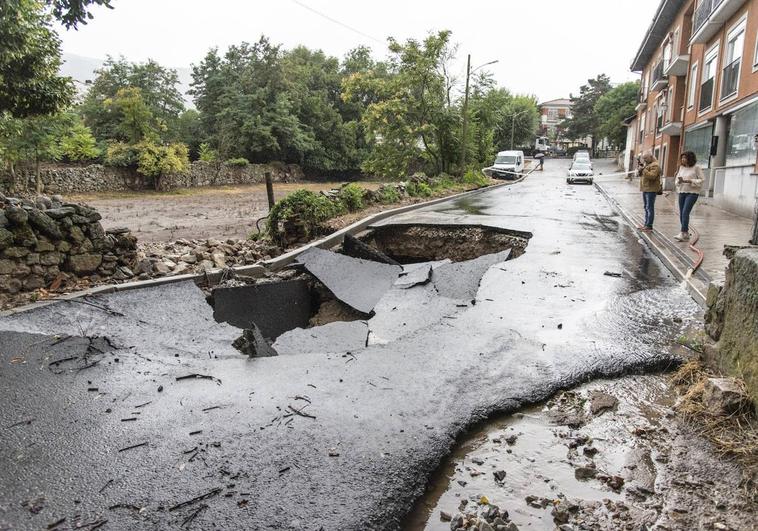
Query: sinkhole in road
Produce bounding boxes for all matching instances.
[210,223,531,356]
[356,224,531,264]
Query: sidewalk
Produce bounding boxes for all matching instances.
[595,168,754,303]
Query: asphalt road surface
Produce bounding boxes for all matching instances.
[0,159,701,530]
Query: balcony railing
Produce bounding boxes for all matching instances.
[694,0,724,33]
[651,60,668,90]
[699,77,714,111]
[721,58,740,99]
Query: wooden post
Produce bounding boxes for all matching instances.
[265,172,275,210]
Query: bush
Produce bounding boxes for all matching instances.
[376,185,401,204]
[198,143,218,162]
[338,183,365,212]
[226,157,249,167]
[462,169,490,187]
[104,141,139,167]
[407,181,432,197]
[266,189,345,243]
[60,123,100,162]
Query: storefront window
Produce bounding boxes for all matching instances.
[684,124,713,167]
[726,101,758,167]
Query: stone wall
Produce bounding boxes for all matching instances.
[0,193,137,300]
[0,162,304,195]
[704,248,758,401]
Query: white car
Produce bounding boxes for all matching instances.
[567,161,594,184]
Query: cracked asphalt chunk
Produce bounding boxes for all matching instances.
[367,283,463,346]
[432,249,511,300]
[296,247,402,314]
[273,320,369,355]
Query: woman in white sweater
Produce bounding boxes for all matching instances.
[674,151,704,242]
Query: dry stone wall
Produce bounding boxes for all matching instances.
[0,193,137,299]
[0,162,304,195]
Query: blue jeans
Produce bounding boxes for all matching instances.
[678,192,699,232]
[642,192,657,228]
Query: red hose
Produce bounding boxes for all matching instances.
[686,225,705,275]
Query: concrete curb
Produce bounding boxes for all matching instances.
[1,170,534,317]
[594,180,710,308]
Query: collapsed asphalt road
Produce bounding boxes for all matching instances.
[0,159,702,530]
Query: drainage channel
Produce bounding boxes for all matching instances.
[206,224,532,357]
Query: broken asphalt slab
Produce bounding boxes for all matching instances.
[432,248,511,300]
[296,247,402,314]
[0,160,702,530]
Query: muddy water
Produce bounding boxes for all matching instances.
[405,376,676,530]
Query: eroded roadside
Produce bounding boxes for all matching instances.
[406,371,756,531]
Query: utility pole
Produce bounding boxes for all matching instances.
[460,54,471,174]
[459,56,498,174]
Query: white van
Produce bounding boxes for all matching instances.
[489,150,525,180]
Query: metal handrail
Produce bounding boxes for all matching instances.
[699,77,714,111]
[694,0,724,33]
[720,57,740,99]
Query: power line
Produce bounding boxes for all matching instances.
[289,0,384,45]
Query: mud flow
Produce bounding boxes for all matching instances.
[358,224,531,263]
[208,224,531,357]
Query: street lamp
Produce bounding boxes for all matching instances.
[460,56,499,172]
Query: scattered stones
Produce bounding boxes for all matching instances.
[701,377,751,415]
[574,462,597,480]
[589,391,618,415]
[493,470,507,483]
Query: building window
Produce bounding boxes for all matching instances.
[754,30,758,70]
[684,124,713,168]
[688,62,698,108]
[726,101,758,166]
[721,21,745,100]
[547,108,558,120]
[639,114,646,143]
[700,45,719,112]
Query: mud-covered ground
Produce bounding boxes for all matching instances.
[66,182,383,243]
[408,374,756,530]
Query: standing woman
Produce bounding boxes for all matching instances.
[638,153,662,232]
[674,151,704,241]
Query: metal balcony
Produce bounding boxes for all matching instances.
[651,61,668,92]
[635,92,647,112]
[691,0,743,44]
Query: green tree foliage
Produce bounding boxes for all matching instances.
[175,109,203,159]
[104,87,160,143]
[0,0,74,118]
[343,31,457,178]
[561,74,612,152]
[59,118,100,161]
[80,57,184,141]
[47,0,113,29]
[594,81,640,149]
[136,141,189,190]
[198,142,217,162]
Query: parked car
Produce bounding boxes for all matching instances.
[488,150,525,180]
[567,161,594,184]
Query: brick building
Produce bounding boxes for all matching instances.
[630,0,758,217]
[538,98,592,151]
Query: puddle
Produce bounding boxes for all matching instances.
[358,224,532,264]
[404,375,677,531]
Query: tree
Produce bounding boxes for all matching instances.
[59,118,100,161]
[175,109,203,159]
[80,57,184,141]
[16,113,74,192]
[104,87,159,143]
[562,74,612,154]
[136,141,189,190]
[46,0,113,29]
[0,0,74,118]
[594,81,640,149]
[343,31,457,177]
[190,37,315,166]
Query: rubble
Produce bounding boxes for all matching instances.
[701,377,751,415]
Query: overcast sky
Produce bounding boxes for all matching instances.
[56,0,660,103]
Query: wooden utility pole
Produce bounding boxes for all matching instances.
[264,172,275,210]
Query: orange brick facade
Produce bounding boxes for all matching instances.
[630,0,758,216]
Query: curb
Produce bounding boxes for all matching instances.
[1,170,534,317]
[594,180,710,308]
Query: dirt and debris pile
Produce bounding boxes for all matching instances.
[0,192,136,304]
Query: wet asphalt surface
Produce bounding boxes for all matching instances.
[0,159,702,530]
